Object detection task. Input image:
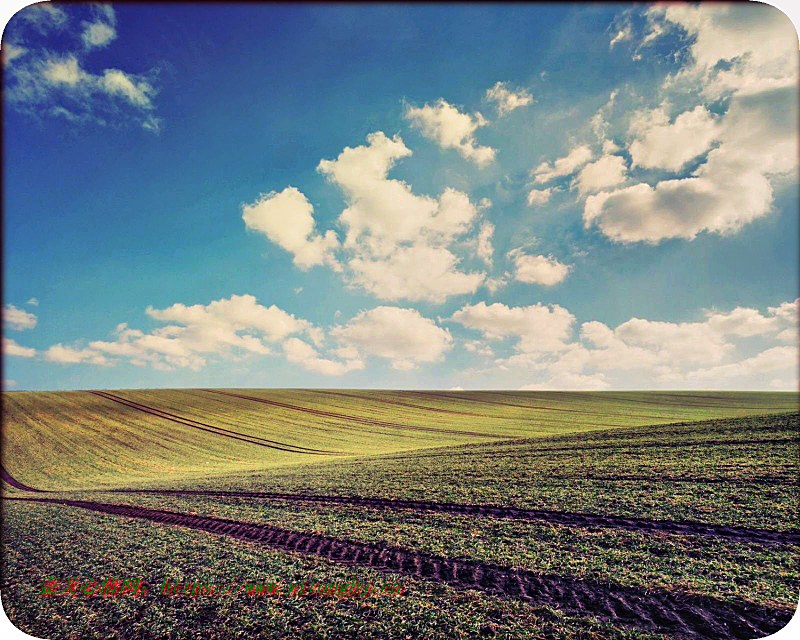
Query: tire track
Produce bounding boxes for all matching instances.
[106,488,800,546]
[202,390,511,439]
[0,465,47,492]
[410,391,674,421]
[307,390,505,419]
[3,496,791,640]
[377,437,800,462]
[90,391,341,455]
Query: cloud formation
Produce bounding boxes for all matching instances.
[405,99,496,167]
[485,81,533,116]
[4,4,162,131]
[3,304,37,330]
[507,250,571,286]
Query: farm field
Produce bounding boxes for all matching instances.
[1,389,798,639]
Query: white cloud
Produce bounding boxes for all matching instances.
[2,43,27,65]
[532,145,593,183]
[316,132,487,302]
[609,25,632,49]
[476,221,494,266]
[450,301,575,353]
[629,105,720,171]
[16,3,68,33]
[82,21,116,48]
[47,294,319,372]
[507,249,571,286]
[521,372,610,390]
[42,55,84,85]
[526,187,553,206]
[484,298,799,390]
[405,99,496,167]
[348,244,484,303]
[585,87,798,243]
[3,338,36,358]
[485,81,533,116]
[3,304,37,330]
[574,154,627,195]
[648,3,798,98]
[242,186,339,270]
[331,306,453,370]
[3,380,17,388]
[686,345,798,382]
[26,298,39,307]
[5,5,160,131]
[464,340,493,357]
[44,344,109,365]
[101,69,154,107]
[282,337,363,376]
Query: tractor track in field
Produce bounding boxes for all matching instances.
[2,495,792,640]
[546,474,798,486]
[0,465,48,492]
[106,488,800,546]
[305,389,507,419]
[377,436,800,462]
[90,391,340,455]
[201,390,512,439]
[408,391,675,421]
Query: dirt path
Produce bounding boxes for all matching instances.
[3,495,792,639]
[106,488,800,546]
[91,391,340,455]
[202,390,512,439]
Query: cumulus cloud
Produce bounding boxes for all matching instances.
[478,298,799,390]
[532,145,593,183]
[648,2,798,98]
[485,81,533,116]
[282,337,363,376]
[584,3,798,244]
[628,105,720,171]
[3,304,37,330]
[314,131,487,302]
[405,99,496,167]
[574,154,627,195]
[507,249,571,286]
[585,87,797,243]
[331,306,453,370]
[26,298,39,307]
[45,344,109,365]
[521,372,609,390]
[242,186,339,270]
[450,301,576,353]
[45,294,319,372]
[476,221,494,266]
[3,337,36,358]
[526,187,553,206]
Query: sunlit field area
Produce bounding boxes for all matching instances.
[2,390,798,639]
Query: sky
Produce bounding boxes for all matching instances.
[2,2,799,392]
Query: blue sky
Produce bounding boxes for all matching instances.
[2,2,798,391]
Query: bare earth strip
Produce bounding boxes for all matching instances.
[90,391,340,455]
[106,489,800,546]
[2,496,792,640]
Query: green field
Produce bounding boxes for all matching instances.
[1,389,798,639]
